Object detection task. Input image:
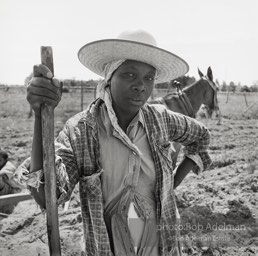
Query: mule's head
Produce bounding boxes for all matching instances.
[198,67,220,118]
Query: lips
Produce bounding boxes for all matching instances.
[130,95,145,101]
[128,98,144,106]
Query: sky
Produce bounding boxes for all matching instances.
[0,0,257,86]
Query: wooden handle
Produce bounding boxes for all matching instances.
[41,46,54,74]
[41,46,62,256]
[0,193,32,206]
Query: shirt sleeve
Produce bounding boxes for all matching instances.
[1,161,16,175]
[0,161,24,190]
[14,121,80,205]
[166,110,212,174]
[54,122,80,204]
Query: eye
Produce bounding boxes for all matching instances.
[121,72,135,78]
[121,72,136,80]
[145,75,155,81]
[126,72,134,77]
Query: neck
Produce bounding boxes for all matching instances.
[113,105,138,133]
[183,80,207,114]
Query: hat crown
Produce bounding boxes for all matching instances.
[117,29,157,47]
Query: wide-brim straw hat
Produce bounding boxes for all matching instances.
[78,29,189,83]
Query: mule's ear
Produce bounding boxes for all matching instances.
[198,68,204,78]
[207,67,213,81]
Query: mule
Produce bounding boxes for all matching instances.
[148,67,221,169]
[149,67,220,118]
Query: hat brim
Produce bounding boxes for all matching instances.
[78,39,189,83]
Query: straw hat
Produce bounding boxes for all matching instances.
[78,29,189,83]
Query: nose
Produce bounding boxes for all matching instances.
[132,78,146,92]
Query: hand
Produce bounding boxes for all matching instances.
[27,64,62,116]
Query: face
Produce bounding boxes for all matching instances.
[203,80,219,114]
[110,60,156,118]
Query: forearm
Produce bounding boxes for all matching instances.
[24,64,64,209]
[173,157,196,189]
[29,113,46,208]
[30,113,43,173]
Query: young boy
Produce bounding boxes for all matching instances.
[16,30,211,255]
[0,150,22,213]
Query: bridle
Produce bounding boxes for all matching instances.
[202,76,220,112]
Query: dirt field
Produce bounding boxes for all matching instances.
[0,87,257,256]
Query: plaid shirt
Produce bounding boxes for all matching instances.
[52,98,211,256]
[16,97,211,255]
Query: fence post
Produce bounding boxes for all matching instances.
[81,80,84,111]
[243,92,248,107]
[151,85,155,100]
[226,90,230,103]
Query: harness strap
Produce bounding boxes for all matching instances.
[178,92,196,118]
[174,81,195,118]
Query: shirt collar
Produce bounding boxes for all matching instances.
[100,104,145,137]
[127,109,145,128]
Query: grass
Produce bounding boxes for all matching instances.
[0,87,95,133]
[217,92,258,119]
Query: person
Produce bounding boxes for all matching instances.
[0,150,23,214]
[15,30,212,256]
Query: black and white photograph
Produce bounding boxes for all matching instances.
[0,0,257,255]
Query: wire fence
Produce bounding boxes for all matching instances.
[1,85,258,120]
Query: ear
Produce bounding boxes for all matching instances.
[198,68,204,78]
[207,67,213,81]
